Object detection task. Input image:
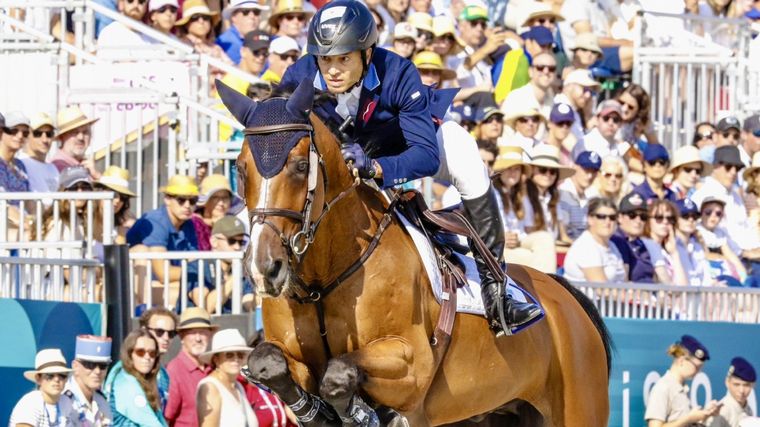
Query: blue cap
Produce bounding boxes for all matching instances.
[679,334,710,361]
[75,335,112,363]
[675,198,699,216]
[575,151,601,171]
[550,103,574,124]
[729,357,756,382]
[451,103,476,123]
[644,144,670,163]
[747,8,760,19]
[520,26,554,47]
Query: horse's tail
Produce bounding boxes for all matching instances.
[548,274,614,377]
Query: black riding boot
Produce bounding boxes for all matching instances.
[462,188,542,336]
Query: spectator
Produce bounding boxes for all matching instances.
[521,25,556,58]
[478,139,499,173]
[60,335,114,425]
[191,216,255,313]
[717,116,742,147]
[96,165,137,244]
[573,100,627,160]
[617,83,658,146]
[709,357,756,426]
[564,32,602,77]
[493,26,554,104]
[503,102,544,153]
[473,107,505,147]
[518,1,564,33]
[743,152,760,217]
[127,175,200,307]
[0,111,31,194]
[544,102,576,165]
[405,12,432,52]
[165,307,218,427]
[452,5,500,89]
[217,0,269,65]
[268,0,313,46]
[559,151,602,241]
[430,15,463,61]
[674,199,711,286]
[176,0,232,66]
[191,174,244,251]
[239,30,270,78]
[97,0,149,53]
[369,7,388,47]
[740,114,760,167]
[563,197,627,282]
[18,112,59,194]
[104,329,167,426]
[698,196,747,283]
[412,51,457,88]
[261,36,300,85]
[42,166,104,247]
[669,146,711,200]
[694,121,718,150]
[554,69,599,141]
[645,335,721,426]
[147,0,179,35]
[138,307,177,413]
[634,143,678,202]
[9,349,73,427]
[52,106,100,178]
[388,22,418,59]
[610,192,670,283]
[645,199,689,286]
[384,0,409,34]
[591,156,629,205]
[501,51,557,120]
[196,329,257,426]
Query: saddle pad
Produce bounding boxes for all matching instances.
[396,211,532,317]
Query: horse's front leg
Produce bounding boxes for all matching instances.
[245,342,340,426]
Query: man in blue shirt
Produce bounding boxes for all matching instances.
[216,0,270,64]
[277,0,539,336]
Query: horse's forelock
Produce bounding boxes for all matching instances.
[246,97,310,179]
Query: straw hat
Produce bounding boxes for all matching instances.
[527,144,575,180]
[407,12,434,34]
[669,145,712,177]
[412,51,456,81]
[160,175,199,196]
[432,16,464,55]
[175,0,220,27]
[199,329,253,364]
[268,0,314,29]
[519,1,564,28]
[177,307,219,331]
[492,145,527,174]
[97,165,136,197]
[24,349,73,382]
[503,105,546,128]
[197,174,244,214]
[743,152,760,181]
[57,106,99,136]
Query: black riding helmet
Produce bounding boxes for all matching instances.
[307,0,378,84]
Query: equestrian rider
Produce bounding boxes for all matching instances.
[279,0,540,335]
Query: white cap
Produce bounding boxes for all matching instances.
[149,0,178,12]
[269,36,300,55]
[223,0,270,19]
[393,22,418,40]
[564,69,601,88]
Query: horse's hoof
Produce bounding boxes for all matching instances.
[320,357,362,404]
[247,342,291,385]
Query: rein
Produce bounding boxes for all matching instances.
[245,121,396,361]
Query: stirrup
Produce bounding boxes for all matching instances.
[339,395,380,427]
[493,281,542,337]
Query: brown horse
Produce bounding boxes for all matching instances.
[219,80,611,426]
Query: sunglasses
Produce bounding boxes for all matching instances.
[681,213,700,221]
[535,17,556,25]
[32,129,55,138]
[647,159,668,167]
[533,64,556,73]
[278,53,299,62]
[554,121,572,128]
[238,8,261,16]
[156,4,177,13]
[469,19,488,29]
[42,373,68,381]
[3,127,30,137]
[680,166,701,175]
[484,115,503,124]
[282,13,306,21]
[601,115,622,124]
[127,0,147,4]
[602,172,623,179]
[653,215,676,224]
[79,360,109,371]
[148,327,177,339]
[593,213,618,221]
[68,182,93,192]
[189,14,212,23]
[227,237,246,246]
[703,208,723,218]
[133,348,158,359]
[252,48,268,58]
[517,116,541,124]
[625,211,648,221]
[536,167,558,176]
[697,132,714,140]
[170,195,199,206]
[718,162,741,172]
[721,131,740,140]
[222,351,248,360]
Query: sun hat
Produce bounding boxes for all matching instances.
[3,111,31,128]
[527,144,575,180]
[223,0,269,20]
[160,175,199,196]
[716,115,741,133]
[669,145,711,176]
[459,5,488,21]
[57,106,99,136]
[199,328,254,364]
[572,32,603,55]
[197,174,244,214]
[149,0,178,12]
[75,335,113,363]
[23,349,73,382]
[432,15,464,54]
[564,69,601,88]
[503,104,545,128]
[743,151,760,181]
[713,145,744,168]
[492,145,526,173]
[175,0,220,27]
[392,22,418,41]
[177,307,219,330]
[97,165,136,197]
[269,35,300,55]
[268,0,314,29]
[29,112,55,131]
[407,12,434,34]
[58,166,92,190]
[412,51,456,81]
[519,1,564,28]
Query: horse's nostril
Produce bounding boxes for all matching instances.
[267,260,283,280]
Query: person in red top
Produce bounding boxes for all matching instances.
[164,307,217,426]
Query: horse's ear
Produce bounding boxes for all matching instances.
[217,79,258,126]
[286,79,314,119]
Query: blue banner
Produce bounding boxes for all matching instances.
[606,318,760,427]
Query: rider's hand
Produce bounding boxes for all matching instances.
[341,143,376,179]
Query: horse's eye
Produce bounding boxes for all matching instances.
[296,160,308,173]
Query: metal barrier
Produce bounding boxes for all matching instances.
[0,253,102,302]
[127,251,247,316]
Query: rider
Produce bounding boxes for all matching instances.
[278,0,540,335]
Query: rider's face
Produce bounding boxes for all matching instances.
[316,50,368,94]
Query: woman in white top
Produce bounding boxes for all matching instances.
[197,329,258,427]
[674,198,712,287]
[9,349,73,427]
[563,197,627,282]
[698,197,747,282]
[522,144,575,241]
[645,199,689,286]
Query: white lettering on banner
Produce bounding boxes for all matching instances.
[642,371,661,408]
[622,371,630,427]
[691,372,713,405]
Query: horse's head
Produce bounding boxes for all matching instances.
[218,79,349,298]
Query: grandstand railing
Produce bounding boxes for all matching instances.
[0,252,102,303]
